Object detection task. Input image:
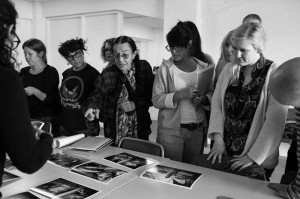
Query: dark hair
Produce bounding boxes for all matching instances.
[22,38,48,64]
[0,0,18,68]
[166,21,192,49]
[113,36,140,66]
[242,14,262,24]
[58,38,87,58]
[182,21,209,63]
[101,37,115,62]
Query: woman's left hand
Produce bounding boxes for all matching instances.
[120,101,135,112]
[229,155,254,171]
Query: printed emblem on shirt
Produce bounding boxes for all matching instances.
[60,76,84,109]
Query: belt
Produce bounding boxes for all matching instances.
[180,122,202,131]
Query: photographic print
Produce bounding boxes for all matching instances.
[70,162,127,184]
[2,171,20,183]
[104,152,156,169]
[4,159,14,170]
[141,165,202,189]
[29,178,98,199]
[48,153,88,169]
[4,192,40,199]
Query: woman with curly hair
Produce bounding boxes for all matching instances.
[0,0,52,191]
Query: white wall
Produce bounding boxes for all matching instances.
[200,0,300,65]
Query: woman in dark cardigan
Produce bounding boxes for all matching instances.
[84,36,154,145]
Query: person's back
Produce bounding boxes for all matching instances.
[0,66,53,187]
[0,0,53,192]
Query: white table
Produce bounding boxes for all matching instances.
[102,159,280,199]
[1,146,168,198]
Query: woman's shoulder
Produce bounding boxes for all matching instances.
[44,65,59,74]
[0,66,21,83]
[203,53,215,65]
[86,64,100,74]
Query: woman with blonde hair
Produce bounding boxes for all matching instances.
[197,22,288,181]
[214,30,233,87]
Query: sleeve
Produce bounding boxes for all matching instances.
[207,65,227,139]
[247,94,288,165]
[134,60,154,109]
[0,70,53,174]
[152,63,177,109]
[83,73,104,113]
[42,67,60,105]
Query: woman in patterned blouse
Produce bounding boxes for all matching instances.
[197,22,288,181]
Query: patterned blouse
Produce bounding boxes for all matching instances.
[115,65,138,145]
[223,56,273,156]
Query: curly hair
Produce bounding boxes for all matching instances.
[58,38,88,58]
[0,0,18,69]
[100,37,115,62]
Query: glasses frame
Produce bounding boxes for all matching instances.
[113,52,130,60]
[66,50,83,62]
[12,33,21,50]
[165,45,182,52]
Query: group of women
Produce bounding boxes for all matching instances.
[0,1,290,195]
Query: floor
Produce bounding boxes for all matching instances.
[149,120,289,183]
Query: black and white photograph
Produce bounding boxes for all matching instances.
[4,159,14,170]
[4,192,40,199]
[48,153,88,169]
[29,178,98,199]
[141,165,202,189]
[2,171,20,183]
[104,152,155,169]
[70,162,127,184]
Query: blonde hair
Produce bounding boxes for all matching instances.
[229,22,267,85]
[220,30,233,60]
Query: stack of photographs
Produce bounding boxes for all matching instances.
[30,178,98,199]
[141,165,202,189]
[70,162,128,184]
[103,152,156,170]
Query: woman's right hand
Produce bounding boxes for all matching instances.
[84,108,100,121]
[207,133,226,164]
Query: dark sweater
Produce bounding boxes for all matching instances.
[20,65,60,118]
[0,66,53,188]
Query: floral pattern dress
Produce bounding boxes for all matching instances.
[115,66,138,145]
[223,56,273,156]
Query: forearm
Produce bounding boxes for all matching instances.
[34,89,46,101]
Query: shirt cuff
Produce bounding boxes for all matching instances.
[165,93,177,108]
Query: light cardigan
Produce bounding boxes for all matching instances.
[152,57,212,136]
[208,61,288,169]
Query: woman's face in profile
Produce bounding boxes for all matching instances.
[104,42,114,63]
[113,43,136,72]
[224,44,233,62]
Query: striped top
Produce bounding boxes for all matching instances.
[286,107,300,199]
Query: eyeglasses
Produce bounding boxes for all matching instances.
[66,50,83,61]
[104,48,112,52]
[113,52,130,60]
[12,33,21,50]
[165,45,182,52]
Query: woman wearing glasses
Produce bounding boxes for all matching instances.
[100,37,115,71]
[0,0,52,191]
[58,38,100,136]
[84,36,154,146]
[20,39,60,136]
[152,22,213,164]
